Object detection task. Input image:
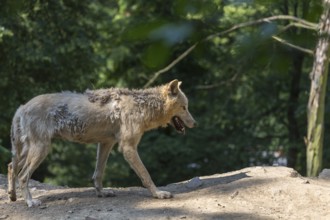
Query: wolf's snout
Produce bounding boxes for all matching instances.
[186,119,197,128]
[190,121,197,128]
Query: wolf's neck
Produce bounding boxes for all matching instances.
[135,88,166,116]
[132,86,170,129]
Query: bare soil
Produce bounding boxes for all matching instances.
[1,166,330,220]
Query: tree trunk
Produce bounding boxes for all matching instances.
[287,52,304,169]
[306,0,330,177]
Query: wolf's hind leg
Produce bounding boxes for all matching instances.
[121,144,172,199]
[92,141,116,197]
[18,141,50,207]
[8,162,17,201]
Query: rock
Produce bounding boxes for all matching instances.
[255,166,267,173]
[186,177,202,189]
[271,189,283,197]
[68,198,75,203]
[302,180,310,184]
[288,170,299,177]
[230,191,239,199]
[319,169,330,180]
[218,203,225,208]
[39,205,48,209]
[0,215,8,219]
[85,217,97,220]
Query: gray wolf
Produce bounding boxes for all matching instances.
[7,79,196,207]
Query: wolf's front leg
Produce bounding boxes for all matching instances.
[122,145,172,199]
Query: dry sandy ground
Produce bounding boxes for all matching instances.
[1,166,330,220]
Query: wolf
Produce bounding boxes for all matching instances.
[7,79,196,207]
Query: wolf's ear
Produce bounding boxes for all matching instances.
[168,79,179,96]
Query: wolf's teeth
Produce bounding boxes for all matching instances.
[173,116,185,133]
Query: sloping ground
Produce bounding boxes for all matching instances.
[1,166,330,220]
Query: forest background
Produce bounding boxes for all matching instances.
[0,0,329,188]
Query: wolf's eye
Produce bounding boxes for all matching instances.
[182,106,186,111]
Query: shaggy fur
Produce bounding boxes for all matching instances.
[7,79,196,207]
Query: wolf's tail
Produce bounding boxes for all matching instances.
[7,112,22,202]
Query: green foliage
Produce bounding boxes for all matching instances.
[0,141,11,174]
[0,0,328,187]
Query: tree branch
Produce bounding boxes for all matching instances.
[143,43,198,88]
[195,74,239,90]
[279,22,318,34]
[144,15,318,88]
[204,15,317,41]
[272,36,314,55]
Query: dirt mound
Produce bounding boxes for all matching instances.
[1,166,330,220]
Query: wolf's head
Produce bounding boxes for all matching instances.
[165,79,197,134]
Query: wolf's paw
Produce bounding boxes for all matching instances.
[8,191,17,202]
[27,199,42,208]
[96,189,116,198]
[154,190,173,199]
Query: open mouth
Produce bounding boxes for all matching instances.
[172,116,186,134]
